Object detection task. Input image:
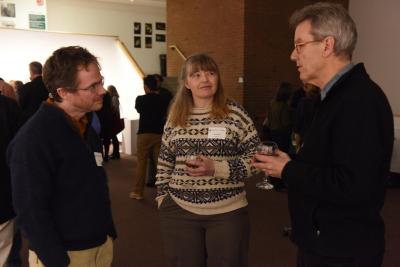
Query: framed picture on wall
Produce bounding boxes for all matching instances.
[134,22,141,34]
[155,22,166,31]
[1,3,16,17]
[29,14,46,30]
[145,37,152,48]
[134,36,141,48]
[155,34,165,42]
[145,23,152,35]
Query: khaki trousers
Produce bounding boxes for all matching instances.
[28,236,113,267]
[0,219,14,267]
[134,133,161,195]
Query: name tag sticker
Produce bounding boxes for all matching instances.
[94,152,103,166]
[208,127,226,139]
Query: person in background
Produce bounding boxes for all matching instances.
[153,73,173,100]
[130,75,170,199]
[17,61,48,118]
[292,83,320,152]
[252,3,393,267]
[107,85,122,160]
[7,46,116,267]
[0,78,17,101]
[9,80,24,104]
[0,95,23,267]
[156,53,259,267]
[264,82,293,153]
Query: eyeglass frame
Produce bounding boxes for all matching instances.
[75,76,105,93]
[293,39,323,54]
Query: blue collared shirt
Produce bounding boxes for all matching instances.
[321,63,354,100]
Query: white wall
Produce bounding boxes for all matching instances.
[46,0,166,75]
[0,27,142,120]
[0,0,46,29]
[349,0,400,115]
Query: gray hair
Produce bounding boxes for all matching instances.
[290,2,357,59]
[29,61,43,75]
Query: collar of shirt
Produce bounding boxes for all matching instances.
[321,63,354,101]
[46,98,88,138]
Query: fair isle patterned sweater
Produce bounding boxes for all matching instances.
[156,101,260,215]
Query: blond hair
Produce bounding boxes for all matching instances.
[168,53,229,127]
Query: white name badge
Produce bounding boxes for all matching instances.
[208,127,226,139]
[94,152,103,166]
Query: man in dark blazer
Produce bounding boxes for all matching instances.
[18,61,48,118]
[253,2,393,267]
[0,95,23,266]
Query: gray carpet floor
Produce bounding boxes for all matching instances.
[19,153,400,267]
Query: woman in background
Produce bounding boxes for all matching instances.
[107,85,122,159]
[156,53,259,267]
[96,85,122,161]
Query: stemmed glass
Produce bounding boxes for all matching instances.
[185,154,199,169]
[255,141,278,190]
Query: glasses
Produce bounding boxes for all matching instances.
[77,77,104,93]
[293,40,323,53]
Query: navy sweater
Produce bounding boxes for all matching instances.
[0,96,23,224]
[7,103,116,267]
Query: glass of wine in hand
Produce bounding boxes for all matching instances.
[255,141,278,190]
[185,154,199,169]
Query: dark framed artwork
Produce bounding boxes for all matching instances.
[145,23,152,35]
[134,22,141,34]
[155,34,165,42]
[134,36,141,48]
[1,3,16,17]
[155,22,166,31]
[145,37,152,48]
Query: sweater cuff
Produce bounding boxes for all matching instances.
[282,160,301,185]
[213,160,230,179]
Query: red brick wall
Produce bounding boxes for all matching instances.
[167,0,245,103]
[167,0,348,128]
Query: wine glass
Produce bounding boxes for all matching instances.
[185,154,199,169]
[255,141,278,190]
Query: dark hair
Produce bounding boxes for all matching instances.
[152,73,164,83]
[43,46,100,102]
[276,82,292,102]
[107,85,119,97]
[29,61,43,75]
[144,75,158,91]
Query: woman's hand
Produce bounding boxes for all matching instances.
[186,155,215,177]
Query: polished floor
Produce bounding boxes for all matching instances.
[19,154,400,267]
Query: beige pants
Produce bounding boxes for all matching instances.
[29,236,113,267]
[134,133,162,195]
[0,219,15,267]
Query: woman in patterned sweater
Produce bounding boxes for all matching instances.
[156,53,259,267]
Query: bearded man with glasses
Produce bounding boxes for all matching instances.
[252,2,393,266]
[7,46,116,267]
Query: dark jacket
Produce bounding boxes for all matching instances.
[135,92,171,134]
[7,103,116,267]
[17,76,48,118]
[0,96,23,224]
[282,63,394,257]
[96,92,121,138]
